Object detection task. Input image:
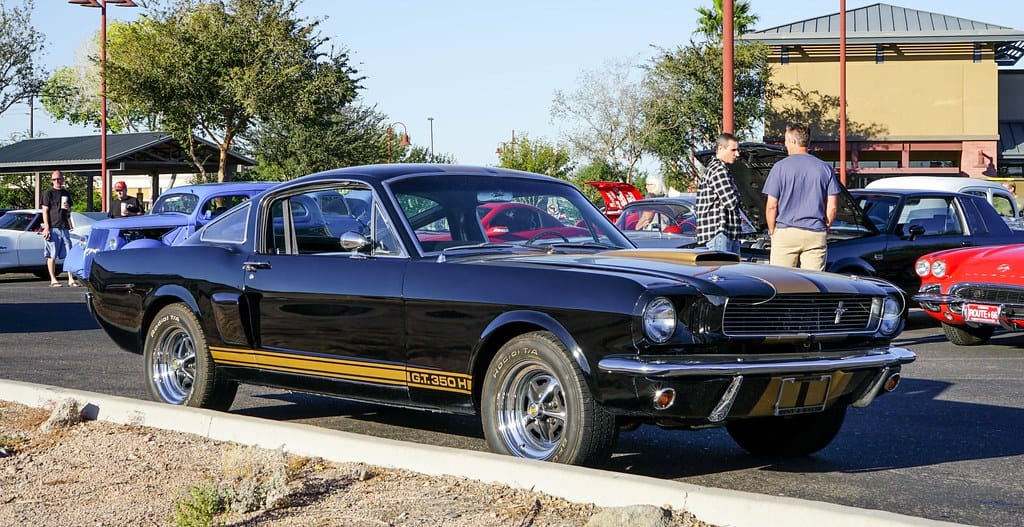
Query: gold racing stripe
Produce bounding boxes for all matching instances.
[209,346,472,394]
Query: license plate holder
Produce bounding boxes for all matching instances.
[775,375,832,416]
[963,303,1000,325]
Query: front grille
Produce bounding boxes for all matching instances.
[723,294,875,336]
[951,284,1024,304]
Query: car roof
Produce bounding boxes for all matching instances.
[160,182,276,196]
[850,188,965,196]
[864,176,1008,192]
[623,197,695,207]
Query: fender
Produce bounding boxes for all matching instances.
[145,283,202,327]
[828,256,877,277]
[474,310,591,377]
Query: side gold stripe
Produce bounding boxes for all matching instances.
[209,346,472,394]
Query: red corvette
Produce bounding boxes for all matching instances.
[477,202,589,242]
[914,245,1024,345]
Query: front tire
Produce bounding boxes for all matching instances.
[726,406,847,457]
[143,303,237,410]
[481,331,615,466]
[942,322,994,346]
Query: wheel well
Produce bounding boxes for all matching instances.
[470,321,546,412]
[140,296,193,344]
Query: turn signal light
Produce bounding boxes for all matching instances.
[653,388,676,410]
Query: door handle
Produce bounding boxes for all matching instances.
[242,261,272,272]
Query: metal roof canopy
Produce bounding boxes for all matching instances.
[0,132,255,176]
[742,2,1024,66]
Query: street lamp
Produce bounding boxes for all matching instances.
[68,0,138,212]
[495,129,517,155]
[427,117,434,162]
[386,122,411,163]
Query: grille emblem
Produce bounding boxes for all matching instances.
[998,263,1011,273]
[834,301,847,324]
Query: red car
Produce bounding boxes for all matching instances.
[477,202,589,242]
[585,181,643,222]
[914,245,1024,345]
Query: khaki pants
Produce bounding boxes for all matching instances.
[770,227,827,271]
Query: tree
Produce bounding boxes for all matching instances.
[40,23,153,134]
[0,0,46,127]
[643,1,772,191]
[695,0,758,43]
[550,57,651,185]
[401,145,456,164]
[106,0,362,182]
[495,133,575,181]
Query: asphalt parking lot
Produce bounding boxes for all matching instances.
[2,272,1023,527]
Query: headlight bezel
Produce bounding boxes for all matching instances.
[930,260,947,278]
[642,296,677,344]
[915,258,931,277]
[878,293,905,337]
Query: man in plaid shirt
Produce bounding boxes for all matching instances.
[696,133,743,254]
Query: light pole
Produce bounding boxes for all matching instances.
[427,117,434,162]
[495,129,517,155]
[68,0,138,212]
[386,122,411,163]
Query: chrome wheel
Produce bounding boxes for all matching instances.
[150,326,196,404]
[494,360,567,460]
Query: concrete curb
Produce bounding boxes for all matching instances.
[0,379,970,527]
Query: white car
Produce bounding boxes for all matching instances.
[0,209,105,279]
[865,176,1022,228]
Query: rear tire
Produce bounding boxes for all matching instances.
[143,303,237,410]
[942,322,994,346]
[481,331,616,466]
[726,406,847,457]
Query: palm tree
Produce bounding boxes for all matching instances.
[695,0,759,43]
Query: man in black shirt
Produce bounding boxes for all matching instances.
[41,170,75,287]
[109,180,143,218]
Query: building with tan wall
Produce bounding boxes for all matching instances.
[742,3,1024,188]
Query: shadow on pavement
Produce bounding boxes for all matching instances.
[0,302,99,333]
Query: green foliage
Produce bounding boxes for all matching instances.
[695,0,759,43]
[0,173,98,211]
[643,38,773,191]
[400,145,456,164]
[172,480,225,527]
[0,0,46,125]
[495,134,575,180]
[106,0,363,182]
[245,105,389,180]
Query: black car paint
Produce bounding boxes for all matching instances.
[85,164,913,462]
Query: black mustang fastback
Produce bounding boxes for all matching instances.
[85,164,915,466]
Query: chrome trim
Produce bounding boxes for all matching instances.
[597,347,915,377]
[851,366,890,408]
[707,376,743,422]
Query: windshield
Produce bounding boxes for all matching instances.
[150,192,199,215]
[389,174,633,253]
[0,212,37,231]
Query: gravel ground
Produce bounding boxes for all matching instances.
[0,400,716,526]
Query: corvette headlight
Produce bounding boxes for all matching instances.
[930,260,946,278]
[643,297,677,343]
[915,259,931,277]
[879,294,904,336]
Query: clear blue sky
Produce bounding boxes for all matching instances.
[3,1,1023,168]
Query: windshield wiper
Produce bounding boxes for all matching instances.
[547,241,621,250]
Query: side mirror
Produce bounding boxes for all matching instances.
[907,224,925,241]
[339,231,370,251]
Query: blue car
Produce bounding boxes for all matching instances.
[66,182,275,279]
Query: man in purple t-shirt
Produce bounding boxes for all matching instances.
[762,123,841,271]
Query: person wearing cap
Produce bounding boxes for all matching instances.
[109,181,143,218]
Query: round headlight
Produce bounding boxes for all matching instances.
[643,297,677,343]
[915,259,931,277]
[931,260,947,279]
[879,294,904,336]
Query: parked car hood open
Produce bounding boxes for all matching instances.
[693,143,878,240]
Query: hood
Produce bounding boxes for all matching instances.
[585,181,643,221]
[467,248,888,297]
[935,245,1024,281]
[694,143,876,235]
[92,212,191,230]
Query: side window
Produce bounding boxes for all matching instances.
[200,202,251,244]
[900,197,961,236]
[370,203,404,257]
[991,194,1015,218]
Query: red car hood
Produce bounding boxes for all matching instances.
[940,244,1024,280]
[585,181,643,221]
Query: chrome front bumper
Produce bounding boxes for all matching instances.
[597,346,916,377]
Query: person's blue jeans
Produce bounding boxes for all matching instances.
[706,232,741,257]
